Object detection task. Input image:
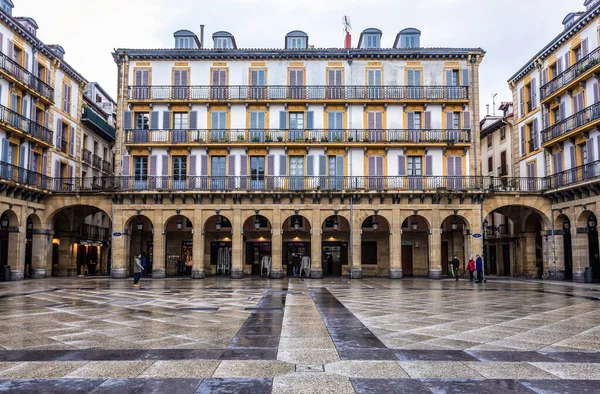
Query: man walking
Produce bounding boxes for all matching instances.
[133,254,144,287]
[475,254,483,283]
[451,255,460,281]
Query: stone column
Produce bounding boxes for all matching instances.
[428,229,442,278]
[553,234,566,280]
[271,209,283,279]
[310,209,323,279]
[524,232,538,277]
[54,234,78,277]
[31,232,49,279]
[112,232,129,278]
[572,228,588,282]
[191,210,205,279]
[351,215,362,278]
[152,211,166,279]
[231,208,244,279]
[8,230,24,281]
[389,209,402,279]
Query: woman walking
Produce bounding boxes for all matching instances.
[133,254,144,287]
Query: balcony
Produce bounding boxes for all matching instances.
[79,224,110,242]
[547,158,600,190]
[0,161,51,191]
[93,154,102,169]
[124,128,471,145]
[81,107,116,141]
[498,165,509,177]
[82,149,92,165]
[0,52,54,103]
[127,85,469,102]
[102,160,112,174]
[541,46,600,102]
[0,104,53,146]
[541,101,600,144]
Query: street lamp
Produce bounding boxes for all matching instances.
[137,218,143,232]
[27,218,33,232]
[177,219,183,231]
[589,216,597,229]
[412,219,418,232]
[1,214,8,229]
[293,218,300,232]
[563,220,570,231]
[451,220,458,231]
[215,216,222,232]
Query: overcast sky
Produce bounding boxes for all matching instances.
[17,0,578,119]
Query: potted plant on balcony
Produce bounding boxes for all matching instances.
[321,137,329,142]
[334,136,342,143]
[348,136,354,142]
[265,134,273,142]
[311,136,317,143]
[252,136,260,142]
[237,135,245,142]
[277,136,283,142]
[363,137,370,142]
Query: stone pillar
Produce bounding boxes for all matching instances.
[389,209,402,279]
[112,231,129,278]
[270,209,283,279]
[553,234,566,280]
[152,211,166,279]
[310,209,322,279]
[191,210,205,279]
[572,228,588,282]
[428,229,442,278]
[31,233,49,279]
[231,208,244,279]
[8,231,24,281]
[54,235,78,277]
[524,232,538,277]
[351,215,362,278]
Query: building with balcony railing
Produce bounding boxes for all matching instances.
[109,25,485,281]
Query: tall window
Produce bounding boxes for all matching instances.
[62,82,71,114]
[289,69,305,99]
[210,111,227,141]
[134,112,149,143]
[133,69,150,99]
[367,111,383,141]
[250,156,265,190]
[133,156,148,189]
[173,69,189,99]
[406,69,422,99]
[328,155,344,190]
[212,68,227,99]
[289,156,304,190]
[289,112,304,141]
[446,69,460,99]
[60,122,69,154]
[407,111,422,142]
[173,113,188,130]
[363,34,380,48]
[327,68,343,99]
[327,111,344,141]
[250,69,266,99]
[211,156,226,190]
[367,69,382,99]
[408,156,423,189]
[250,111,266,142]
[287,37,306,49]
[172,156,187,190]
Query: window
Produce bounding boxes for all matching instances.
[62,82,71,114]
[211,156,226,190]
[250,156,265,189]
[173,112,188,130]
[173,69,189,99]
[250,69,266,99]
[96,94,102,103]
[210,111,227,141]
[407,111,421,142]
[176,37,193,49]
[2,1,12,15]
[289,112,304,141]
[488,157,493,173]
[446,69,461,99]
[133,156,148,189]
[214,37,231,49]
[328,155,344,190]
[287,37,306,49]
[500,151,507,176]
[37,64,46,83]
[289,156,304,190]
[172,156,187,190]
[327,111,344,141]
[488,135,493,148]
[500,126,506,141]
[135,113,149,130]
[406,69,422,99]
[401,35,420,48]
[367,111,383,141]
[407,156,423,189]
[211,68,227,99]
[367,69,382,99]
[550,63,558,79]
[59,122,69,154]
[363,34,380,48]
[289,68,305,99]
[327,68,343,99]
[250,111,266,142]
[133,69,150,99]
[574,46,582,63]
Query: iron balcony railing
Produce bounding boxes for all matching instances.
[0,161,51,190]
[127,85,469,101]
[0,104,53,145]
[79,224,110,241]
[92,154,102,168]
[547,158,600,190]
[124,128,471,144]
[82,107,116,140]
[0,52,54,102]
[498,165,509,177]
[102,160,112,173]
[541,46,600,100]
[541,101,600,143]
[82,149,92,164]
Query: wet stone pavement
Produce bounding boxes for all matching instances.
[0,277,599,393]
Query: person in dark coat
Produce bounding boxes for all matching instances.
[451,255,460,281]
[476,254,483,282]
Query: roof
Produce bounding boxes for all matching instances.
[3,0,14,6]
[89,82,116,105]
[562,11,585,24]
[509,2,600,83]
[212,31,234,37]
[15,16,38,29]
[113,47,485,62]
[393,28,421,48]
[174,29,195,36]
[480,116,505,138]
[285,30,308,37]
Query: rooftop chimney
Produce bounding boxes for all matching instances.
[344,32,352,49]
[200,25,205,49]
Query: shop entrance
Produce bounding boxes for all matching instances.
[322,242,347,276]
[246,241,272,275]
[401,244,413,276]
[211,241,232,276]
[283,242,310,276]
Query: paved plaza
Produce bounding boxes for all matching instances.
[0,277,599,393]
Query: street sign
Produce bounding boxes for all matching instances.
[472,233,482,238]
[113,232,122,237]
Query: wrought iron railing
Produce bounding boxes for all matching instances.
[82,107,116,140]
[82,149,92,164]
[127,85,469,101]
[124,128,471,144]
[93,154,102,168]
[0,52,54,102]
[102,160,112,173]
[547,158,600,190]
[79,224,111,241]
[0,161,51,190]
[541,102,600,143]
[541,46,600,100]
[0,104,53,145]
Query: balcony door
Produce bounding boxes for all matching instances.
[407,156,423,189]
[10,92,20,129]
[328,155,344,190]
[211,156,226,190]
[172,112,188,142]
[211,111,227,142]
[367,111,383,142]
[289,112,304,141]
[328,111,343,142]
[250,69,266,99]
[134,113,149,142]
[289,69,305,99]
[406,69,422,99]
[447,155,463,190]
[133,156,148,190]
[368,155,384,190]
[446,69,460,99]
[0,139,15,180]
[134,69,150,99]
[328,68,343,99]
[407,111,422,142]
[250,156,265,190]
[172,156,187,190]
[250,111,266,142]
[212,68,227,99]
[289,156,304,190]
[173,69,189,99]
[367,69,382,99]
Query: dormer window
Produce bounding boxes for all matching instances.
[176,37,194,49]
[285,31,308,49]
[173,30,200,49]
[359,28,382,49]
[1,0,13,16]
[212,31,237,49]
[395,28,421,49]
[364,34,380,48]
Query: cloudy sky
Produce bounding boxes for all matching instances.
[17,0,577,118]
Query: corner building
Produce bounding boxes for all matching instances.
[112,28,485,279]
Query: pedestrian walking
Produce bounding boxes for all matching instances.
[467,256,475,281]
[140,252,148,276]
[475,254,483,283]
[451,255,460,281]
[133,254,144,287]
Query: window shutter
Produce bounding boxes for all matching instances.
[306,111,314,129]
[446,156,454,176]
[54,160,60,180]
[531,78,537,107]
[122,155,130,176]
[446,70,453,86]
[181,70,189,86]
[240,155,248,176]
[541,68,547,86]
[189,155,196,176]
[279,155,287,176]
[307,155,314,176]
[149,155,157,176]
[68,165,73,180]
[376,156,384,176]
[455,156,463,176]
[212,69,220,86]
[56,119,62,149]
[463,111,471,129]
[375,69,382,86]
[319,155,326,176]
[367,112,375,129]
[375,112,383,129]
[267,154,275,176]
[424,112,431,129]
[368,156,375,176]
[161,155,168,176]
[123,111,132,130]
[557,58,563,74]
[587,139,595,163]
[279,111,287,129]
[69,128,75,156]
[533,118,539,150]
[446,111,454,129]
[42,153,47,176]
[162,111,170,129]
[407,69,414,86]
[595,83,599,104]
[7,41,13,60]
[414,70,421,86]
[336,155,344,176]
[520,126,526,156]
[462,68,469,86]
[398,155,406,176]
[200,155,208,176]
[407,112,415,129]
[565,53,571,70]
[150,111,159,129]
[560,101,566,120]
[583,38,589,57]
[250,111,258,129]
[425,155,433,176]
[24,52,29,71]
[544,112,550,128]
[570,146,576,169]
[597,136,600,163]
[0,33,3,53]
[579,92,585,112]
[1,138,7,162]
[519,87,524,116]
[228,155,236,176]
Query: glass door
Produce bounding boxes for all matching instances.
[172,156,187,190]
[211,156,226,190]
[172,112,188,142]
[289,156,304,190]
[408,156,423,189]
[133,156,148,190]
[250,156,265,190]
[289,113,304,141]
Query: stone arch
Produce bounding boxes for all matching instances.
[483,196,552,230]
[555,214,570,229]
[42,196,113,228]
[577,210,597,228]
[242,213,273,231]
[282,214,312,231]
[163,214,194,231]
[0,209,19,228]
[356,209,393,228]
[440,214,471,230]
[26,213,42,229]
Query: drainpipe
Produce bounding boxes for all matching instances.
[470,56,477,176]
[551,209,557,280]
[347,50,354,279]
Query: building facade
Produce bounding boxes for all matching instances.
[0,0,115,280]
[109,28,485,279]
